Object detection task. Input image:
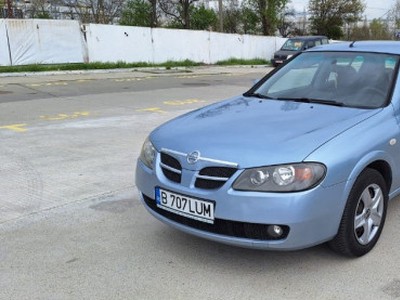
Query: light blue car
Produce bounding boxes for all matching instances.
[136,41,400,257]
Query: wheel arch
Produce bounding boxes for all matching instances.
[345,151,395,197]
[366,160,392,193]
[338,153,394,220]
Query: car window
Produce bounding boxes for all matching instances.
[268,66,318,94]
[254,52,399,109]
[281,39,304,51]
[259,55,320,94]
[304,41,315,50]
[315,40,322,46]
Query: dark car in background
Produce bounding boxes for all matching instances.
[271,36,329,67]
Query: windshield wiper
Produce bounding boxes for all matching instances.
[243,92,276,100]
[279,97,345,107]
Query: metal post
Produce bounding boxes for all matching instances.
[6,0,12,18]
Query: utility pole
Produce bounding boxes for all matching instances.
[218,0,223,32]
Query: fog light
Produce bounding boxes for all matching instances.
[267,225,283,238]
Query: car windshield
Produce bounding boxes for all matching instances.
[281,39,304,51]
[252,51,399,109]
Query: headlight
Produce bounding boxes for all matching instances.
[232,163,326,192]
[139,136,156,169]
[287,54,293,59]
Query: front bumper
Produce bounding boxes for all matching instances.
[271,58,285,67]
[136,158,347,250]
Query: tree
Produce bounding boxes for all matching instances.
[349,18,391,40]
[294,9,308,36]
[63,0,125,24]
[369,19,391,40]
[148,0,157,27]
[159,0,199,29]
[191,5,218,30]
[240,1,260,34]
[27,0,52,18]
[308,0,365,39]
[349,18,370,40]
[277,7,295,37]
[222,0,241,33]
[388,0,400,37]
[249,0,289,36]
[119,0,152,26]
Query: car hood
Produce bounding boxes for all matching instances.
[274,50,298,57]
[150,96,380,169]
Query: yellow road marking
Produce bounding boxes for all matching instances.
[0,123,27,132]
[27,82,68,87]
[136,107,167,114]
[224,73,249,76]
[40,111,92,121]
[26,80,92,87]
[137,99,207,114]
[164,99,206,106]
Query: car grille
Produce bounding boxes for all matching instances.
[195,167,237,189]
[142,194,289,241]
[160,153,182,183]
[160,150,238,190]
[274,54,287,59]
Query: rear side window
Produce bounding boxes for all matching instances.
[306,41,315,49]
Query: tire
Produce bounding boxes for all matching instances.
[328,168,388,257]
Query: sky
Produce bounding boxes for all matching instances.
[290,0,396,20]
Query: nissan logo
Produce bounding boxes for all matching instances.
[186,150,201,165]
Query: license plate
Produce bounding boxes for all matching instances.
[276,60,283,64]
[155,188,215,224]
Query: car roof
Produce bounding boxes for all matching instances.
[307,41,400,55]
[287,36,328,40]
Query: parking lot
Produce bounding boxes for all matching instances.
[1,66,400,299]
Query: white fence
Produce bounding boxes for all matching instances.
[0,19,87,66]
[0,19,287,66]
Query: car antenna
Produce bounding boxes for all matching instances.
[349,41,356,48]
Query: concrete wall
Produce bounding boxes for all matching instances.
[0,19,287,66]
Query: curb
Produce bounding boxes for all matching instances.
[0,65,272,78]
